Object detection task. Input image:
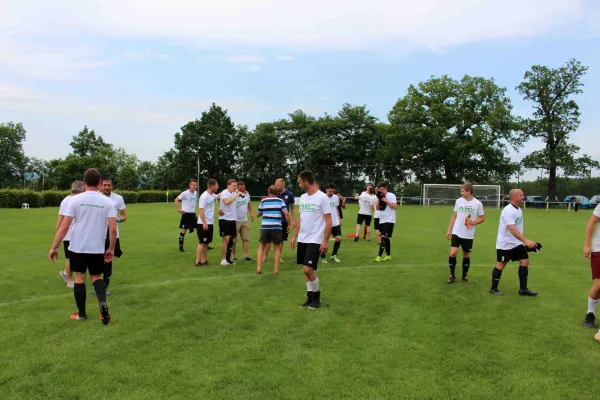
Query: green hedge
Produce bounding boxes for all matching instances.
[0,190,176,208]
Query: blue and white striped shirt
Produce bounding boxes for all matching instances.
[257,198,286,230]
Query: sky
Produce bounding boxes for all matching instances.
[1,0,599,181]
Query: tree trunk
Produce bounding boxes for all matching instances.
[547,166,557,202]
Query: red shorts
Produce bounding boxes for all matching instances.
[591,252,600,279]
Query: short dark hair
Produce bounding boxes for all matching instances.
[268,185,278,195]
[376,182,387,189]
[326,183,336,190]
[189,179,197,184]
[298,170,315,185]
[101,176,113,184]
[227,179,237,186]
[237,180,245,186]
[207,179,217,187]
[84,169,102,187]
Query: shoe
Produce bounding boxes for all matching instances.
[279,259,286,263]
[330,256,341,263]
[489,288,504,296]
[232,257,237,262]
[99,302,110,325]
[300,291,313,307]
[584,312,596,328]
[447,275,456,284]
[320,258,328,264]
[382,256,392,261]
[194,262,203,268]
[66,281,75,289]
[92,289,96,295]
[208,246,214,250]
[308,291,321,310]
[461,277,469,284]
[220,260,232,266]
[519,288,538,296]
[244,256,255,262]
[69,313,87,321]
[374,256,381,262]
[106,289,111,296]
[59,270,68,283]
[256,269,262,274]
[179,247,185,252]
[354,237,359,242]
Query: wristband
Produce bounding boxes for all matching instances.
[117,217,121,222]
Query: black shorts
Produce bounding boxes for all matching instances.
[180,213,198,232]
[331,225,342,237]
[219,220,237,238]
[497,246,529,263]
[259,229,283,245]
[297,242,321,269]
[451,234,474,252]
[379,222,394,238]
[63,241,71,259]
[69,252,105,275]
[197,224,214,244]
[357,214,372,226]
[374,218,380,230]
[282,220,289,241]
[104,235,123,258]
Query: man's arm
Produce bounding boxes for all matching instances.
[223,192,240,205]
[291,210,301,249]
[447,212,457,239]
[290,203,297,228]
[507,225,536,248]
[119,209,127,223]
[473,214,485,225]
[199,208,207,226]
[321,214,332,252]
[584,214,600,258]
[175,196,184,214]
[248,202,255,222]
[283,209,290,227]
[56,215,64,232]
[51,217,73,251]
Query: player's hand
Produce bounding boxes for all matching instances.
[446,231,451,240]
[104,249,114,263]
[178,209,185,215]
[584,244,592,259]
[286,225,291,233]
[218,209,224,216]
[290,223,296,230]
[320,239,328,254]
[203,223,208,231]
[250,215,255,222]
[290,238,296,250]
[381,196,388,203]
[524,240,537,249]
[48,247,59,263]
[465,220,473,229]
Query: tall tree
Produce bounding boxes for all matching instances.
[70,126,112,157]
[138,161,157,190]
[0,122,27,188]
[517,59,591,200]
[388,75,521,183]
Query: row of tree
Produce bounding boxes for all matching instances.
[1,59,597,199]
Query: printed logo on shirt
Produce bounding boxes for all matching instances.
[300,203,319,212]
[515,216,523,224]
[458,206,474,213]
[80,204,105,209]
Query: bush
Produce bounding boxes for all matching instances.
[42,190,69,207]
[117,191,139,204]
[138,190,170,203]
[0,190,42,208]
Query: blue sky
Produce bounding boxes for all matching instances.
[1,0,599,181]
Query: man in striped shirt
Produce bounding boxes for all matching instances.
[256,185,290,275]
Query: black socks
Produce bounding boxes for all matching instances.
[332,241,341,256]
[491,267,503,289]
[378,237,390,257]
[518,266,528,290]
[449,256,457,275]
[104,261,112,288]
[462,258,470,278]
[179,233,185,248]
[74,283,87,317]
[93,279,108,304]
[226,239,233,263]
[385,238,391,255]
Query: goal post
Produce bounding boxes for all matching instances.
[422,184,503,209]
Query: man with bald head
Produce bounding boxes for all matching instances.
[491,189,539,296]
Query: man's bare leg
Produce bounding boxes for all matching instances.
[274,244,282,274]
[256,243,265,274]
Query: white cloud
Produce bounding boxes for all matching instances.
[211,55,266,64]
[246,65,261,72]
[277,56,295,62]
[122,50,170,61]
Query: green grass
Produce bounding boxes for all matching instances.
[0,203,597,399]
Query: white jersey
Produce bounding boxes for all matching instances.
[593,205,600,252]
[378,192,397,224]
[452,197,485,240]
[107,192,126,238]
[59,195,76,241]
[219,189,236,221]
[64,191,117,254]
[358,192,376,216]
[199,191,217,225]
[298,190,332,244]
[496,204,524,250]
[374,209,381,219]
[328,194,340,227]
[177,189,199,213]
[235,192,251,222]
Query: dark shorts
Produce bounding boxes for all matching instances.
[331,225,342,237]
[63,241,71,259]
[180,213,198,232]
[451,234,474,252]
[219,220,237,238]
[591,252,600,279]
[357,214,372,226]
[104,235,123,258]
[297,242,321,270]
[259,229,283,245]
[496,246,529,263]
[282,220,289,241]
[197,224,214,244]
[374,218,380,230]
[379,222,394,238]
[69,252,105,275]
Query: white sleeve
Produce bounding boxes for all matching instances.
[503,209,516,226]
[478,202,485,216]
[107,205,117,218]
[118,196,126,210]
[453,200,459,212]
[388,193,397,204]
[177,192,186,201]
[594,205,600,219]
[59,199,68,216]
[64,199,76,218]
[322,195,332,215]
[199,195,207,209]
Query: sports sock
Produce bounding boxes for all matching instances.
[518,266,528,290]
[226,239,233,263]
[378,240,385,257]
[588,297,600,315]
[384,238,391,256]
[104,261,112,288]
[462,258,470,278]
[448,256,457,275]
[332,241,341,256]
[491,267,503,290]
[306,282,312,292]
[74,283,87,317]
[312,278,320,292]
[179,233,185,247]
[93,279,108,304]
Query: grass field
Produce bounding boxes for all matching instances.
[0,202,597,399]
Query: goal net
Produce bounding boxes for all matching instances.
[422,184,503,209]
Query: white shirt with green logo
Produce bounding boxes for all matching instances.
[452,198,484,239]
[235,192,251,222]
[298,191,332,244]
[199,191,217,225]
[328,194,340,227]
[496,204,524,250]
[178,189,198,214]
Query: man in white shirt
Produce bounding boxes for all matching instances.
[218,179,244,266]
[354,184,376,242]
[321,183,342,263]
[445,182,486,284]
[99,177,127,295]
[232,180,255,262]
[582,204,600,333]
[57,180,84,288]
[374,182,398,262]
[491,189,538,296]
[291,170,332,310]
[49,168,117,324]
[196,179,219,267]
[175,179,199,252]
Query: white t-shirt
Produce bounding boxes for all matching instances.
[199,191,217,225]
[328,194,340,227]
[452,197,485,239]
[358,192,376,216]
[496,204,524,250]
[378,192,397,224]
[235,192,251,222]
[177,190,198,213]
[59,194,76,241]
[219,189,236,221]
[298,191,332,244]
[592,205,600,252]
[108,192,126,238]
[64,191,117,254]
[374,209,381,219]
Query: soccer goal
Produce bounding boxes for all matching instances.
[422,184,503,209]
